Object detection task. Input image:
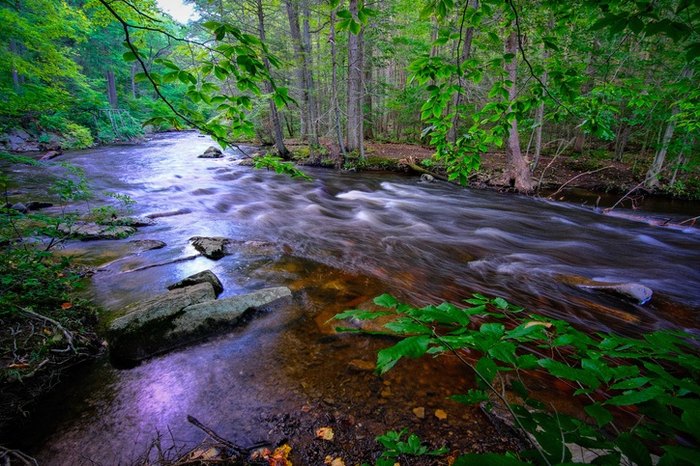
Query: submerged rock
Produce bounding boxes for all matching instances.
[198,146,223,158]
[168,269,224,297]
[557,274,653,305]
[58,222,136,240]
[107,284,292,364]
[25,201,54,211]
[128,239,166,252]
[420,173,435,183]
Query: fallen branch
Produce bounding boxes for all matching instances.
[603,181,647,213]
[0,445,39,466]
[18,307,75,353]
[535,137,575,193]
[406,163,450,182]
[678,215,699,226]
[186,415,245,456]
[548,166,615,200]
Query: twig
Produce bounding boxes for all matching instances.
[603,181,646,213]
[0,446,39,466]
[678,215,699,226]
[186,415,245,455]
[548,166,615,199]
[535,137,575,193]
[18,307,76,353]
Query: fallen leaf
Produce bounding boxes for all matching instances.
[7,363,30,369]
[267,444,292,466]
[316,427,334,441]
[189,447,219,460]
[331,458,345,466]
[412,407,425,419]
[61,302,73,310]
[435,409,448,420]
[324,456,333,465]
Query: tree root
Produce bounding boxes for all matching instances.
[0,445,39,466]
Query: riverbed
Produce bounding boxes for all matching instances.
[7,132,700,464]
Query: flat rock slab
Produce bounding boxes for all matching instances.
[108,284,292,364]
[168,269,224,297]
[58,222,136,240]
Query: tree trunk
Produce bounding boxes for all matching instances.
[448,0,477,143]
[9,39,21,92]
[130,62,139,99]
[644,107,678,188]
[364,41,374,140]
[573,51,595,153]
[330,7,346,160]
[346,0,364,156]
[301,0,319,145]
[531,19,551,170]
[106,68,119,109]
[256,0,289,158]
[502,29,532,192]
[614,124,631,161]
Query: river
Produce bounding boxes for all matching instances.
[9,132,700,464]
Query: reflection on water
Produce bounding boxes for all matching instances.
[11,132,699,464]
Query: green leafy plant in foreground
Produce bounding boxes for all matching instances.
[372,429,448,466]
[253,153,312,180]
[335,294,700,465]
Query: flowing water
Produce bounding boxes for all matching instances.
[7,132,700,464]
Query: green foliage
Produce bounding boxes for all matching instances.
[335,293,700,465]
[253,153,312,180]
[373,429,448,466]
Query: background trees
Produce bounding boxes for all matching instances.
[1,0,698,194]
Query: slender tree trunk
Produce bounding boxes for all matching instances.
[346,0,364,156]
[256,0,289,157]
[364,42,374,140]
[106,68,119,109]
[614,124,631,161]
[502,29,532,192]
[532,20,551,170]
[573,52,595,153]
[448,0,477,143]
[130,62,139,99]
[9,39,21,92]
[330,7,346,160]
[301,0,319,145]
[645,107,678,188]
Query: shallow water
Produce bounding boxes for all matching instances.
[7,132,700,464]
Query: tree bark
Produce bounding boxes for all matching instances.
[130,62,139,99]
[644,107,678,188]
[531,18,552,170]
[330,8,347,160]
[502,29,532,192]
[573,51,595,153]
[9,39,21,92]
[106,68,119,109]
[346,0,364,156]
[448,0,477,143]
[301,0,319,145]
[256,0,289,158]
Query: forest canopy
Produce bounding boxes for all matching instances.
[1,0,698,193]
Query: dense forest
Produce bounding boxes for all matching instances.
[1,0,698,194]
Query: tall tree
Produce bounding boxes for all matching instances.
[346,0,364,156]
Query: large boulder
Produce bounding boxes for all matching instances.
[167,270,224,297]
[198,146,223,158]
[107,284,292,364]
[58,222,136,240]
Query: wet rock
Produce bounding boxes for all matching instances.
[167,270,224,297]
[107,282,217,363]
[420,173,435,183]
[198,146,224,158]
[40,150,62,160]
[58,222,136,240]
[112,216,156,227]
[10,202,28,213]
[108,285,292,363]
[557,274,653,304]
[128,239,166,252]
[190,236,230,260]
[25,201,53,211]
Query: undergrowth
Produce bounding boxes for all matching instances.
[335,293,700,465]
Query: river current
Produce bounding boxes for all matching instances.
[9,132,700,464]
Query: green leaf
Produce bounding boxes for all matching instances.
[606,386,664,406]
[376,335,431,374]
[122,51,137,62]
[374,294,398,308]
[616,432,652,466]
[333,309,389,320]
[584,403,613,427]
[451,389,489,405]
[349,20,361,35]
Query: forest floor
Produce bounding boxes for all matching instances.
[286,138,645,197]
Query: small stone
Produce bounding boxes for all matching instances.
[198,146,223,158]
[412,407,425,419]
[167,270,224,297]
[420,173,435,183]
[10,202,28,213]
[435,409,448,420]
